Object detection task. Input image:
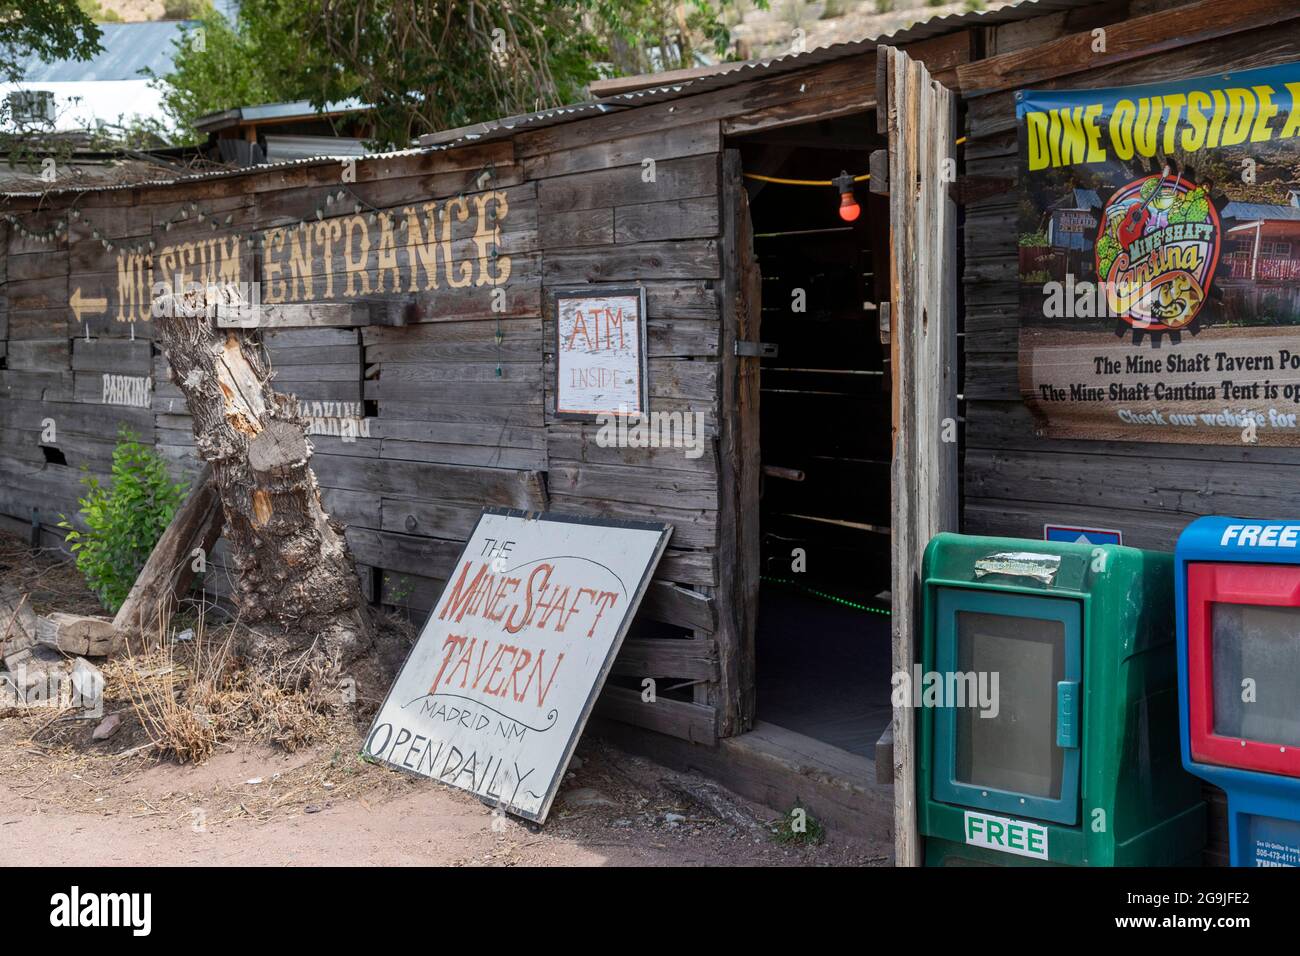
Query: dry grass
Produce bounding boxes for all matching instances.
[0,537,105,619]
[1,530,388,768]
[110,606,335,763]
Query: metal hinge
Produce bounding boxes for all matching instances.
[734,341,778,357]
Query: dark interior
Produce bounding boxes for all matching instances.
[730,111,894,758]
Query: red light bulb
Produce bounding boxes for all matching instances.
[833,170,859,222]
[838,191,861,222]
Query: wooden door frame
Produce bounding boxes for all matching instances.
[716,148,762,738]
[879,45,960,867]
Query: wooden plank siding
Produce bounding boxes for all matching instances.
[0,15,1019,751]
[960,7,1300,553]
[956,0,1300,866]
[0,87,749,743]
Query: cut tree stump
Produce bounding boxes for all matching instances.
[37,613,121,657]
[113,462,223,643]
[152,286,372,663]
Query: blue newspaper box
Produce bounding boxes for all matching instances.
[1176,517,1300,866]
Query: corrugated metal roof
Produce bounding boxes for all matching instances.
[417,102,629,147]
[1222,202,1300,222]
[582,0,1105,105]
[418,0,1104,147]
[263,134,370,161]
[5,0,1107,197]
[16,21,196,83]
[0,143,438,198]
[194,98,368,132]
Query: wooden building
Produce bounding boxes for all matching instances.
[3,0,1296,865]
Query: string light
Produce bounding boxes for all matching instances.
[741,136,968,221]
[834,170,861,222]
[760,575,890,616]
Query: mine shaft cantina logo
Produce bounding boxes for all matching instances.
[1095,171,1220,337]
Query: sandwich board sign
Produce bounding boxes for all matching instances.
[363,508,671,822]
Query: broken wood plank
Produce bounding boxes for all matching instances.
[0,584,40,667]
[113,463,223,641]
[612,637,720,682]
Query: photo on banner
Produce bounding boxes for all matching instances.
[1017,62,1300,445]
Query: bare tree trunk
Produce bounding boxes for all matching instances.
[153,289,371,664]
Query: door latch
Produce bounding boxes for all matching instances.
[734,341,778,357]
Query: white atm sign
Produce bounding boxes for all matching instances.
[964,810,1050,861]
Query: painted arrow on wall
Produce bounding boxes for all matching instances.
[70,287,108,323]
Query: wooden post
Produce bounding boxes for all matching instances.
[113,463,223,643]
[883,45,959,867]
[714,150,762,735]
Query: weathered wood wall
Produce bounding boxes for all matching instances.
[962,3,1300,551]
[0,133,732,740]
[0,45,886,745]
[960,0,1300,866]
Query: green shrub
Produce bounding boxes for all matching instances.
[60,428,189,613]
[771,804,826,846]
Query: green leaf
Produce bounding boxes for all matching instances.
[63,429,185,613]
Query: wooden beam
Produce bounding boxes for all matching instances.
[714,149,762,738]
[595,717,894,843]
[0,584,40,669]
[611,637,720,682]
[957,0,1300,96]
[113,464,223,641]
[722,97,878,137]
[36,613,119,657]
[595,685,718,744]
[215,301,370,329]
[883,44,959,868]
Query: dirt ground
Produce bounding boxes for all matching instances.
[0,535,887,867]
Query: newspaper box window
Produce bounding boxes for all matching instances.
[917,534,1205,866]
[1176,517,1300,866]
[364,509,670,822]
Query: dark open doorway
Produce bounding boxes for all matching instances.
[729,112,893,759]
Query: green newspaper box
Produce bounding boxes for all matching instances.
[917,534,1205,866]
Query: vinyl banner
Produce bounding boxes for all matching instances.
[1017,62,1300,445]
